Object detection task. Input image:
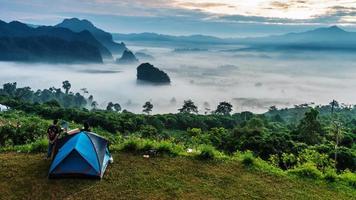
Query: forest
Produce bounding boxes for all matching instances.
[0,82,355,189]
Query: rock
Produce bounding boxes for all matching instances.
[116,50,139,64]
[137,63,171,84]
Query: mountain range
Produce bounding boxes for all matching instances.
[0,18,129,63]
[1,18,356,64]
[114,26,356,51]
[56,18,127,55]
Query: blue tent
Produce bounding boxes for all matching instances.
[49,131,111,179]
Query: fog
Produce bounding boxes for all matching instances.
[2,43,356,114]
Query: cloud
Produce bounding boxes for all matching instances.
[2,0,356,37]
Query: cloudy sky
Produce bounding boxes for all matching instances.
[1,0,356,37]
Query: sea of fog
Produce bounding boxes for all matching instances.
[2,43,356,114]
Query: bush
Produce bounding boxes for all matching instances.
[288,163,323,179]
[196,145,218,160]
[0,138,48,153]
[139,125,159,138]
[323,168,338,182]
[156,141,181,156]
[241,151,255,166]
[122,138,141,152]
[141,140,155,152]
[30,138,48,153]
[339,170,356,188]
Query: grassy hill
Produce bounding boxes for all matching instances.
[0,153,354,200]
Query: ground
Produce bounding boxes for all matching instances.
[0,153,354,200]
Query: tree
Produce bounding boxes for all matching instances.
[106,102,114,111]
[330,119,344,169]
[296,108,323,145]
[214,101,233,115]
[62,80,71,94]
[143,101,153,115]
[3,82,17,96]
[91,101,98,110]
[80,88,88,95]
[113,103,121,112]
[203,102,211,115]
[329,100,339,114]
[178,99,198,114]
[269,106,277,112]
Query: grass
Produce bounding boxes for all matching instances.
[0,152,355,200]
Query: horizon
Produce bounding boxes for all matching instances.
[0,17,353,39]
[2,0,356,37]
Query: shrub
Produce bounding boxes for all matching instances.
[122,138,141,152]
[288,163,323,179]
[196,145,218,160]
[141,140,155,152]
[139,125,159,138]
[339,170,356,188]
[241,151,255,166]
[30,138,48,153]
[156,141,180,156]
[323,168,338,182]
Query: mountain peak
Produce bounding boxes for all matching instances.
[311,25,346,34]
[328,25,344,31]
[60,18,95,29]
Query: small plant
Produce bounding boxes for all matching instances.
[141,140,155,152]
[196,145,218,160]
[323,168,338,182]
[122,138,141,152]
[288,163,323,179]
[30,138,48,153]
[156,141,179,156]
[241,151,255,167]
[339,170,356,188]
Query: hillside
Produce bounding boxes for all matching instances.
[0,20,111,62]
[0,153,354,200]
[56,18,127,55]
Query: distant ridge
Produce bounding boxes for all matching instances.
[235,26,356,51]
[56,18,127,55]
[114,26,356,51]
[0,20,105,63]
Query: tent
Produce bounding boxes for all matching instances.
[49,131,111,179]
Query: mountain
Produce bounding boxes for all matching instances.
[0,36,102,63]
[113,32,225,45]
[0,20,104,63]
[135,52,154,60]
[56,18,127,55]
[137,63,170,84]
[114,26,356,52]
[116,50,138,64]
[231,26,356,51]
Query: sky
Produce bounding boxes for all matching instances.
[1,0,356,37]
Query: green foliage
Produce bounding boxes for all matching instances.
[288,163,323,179]
[142,101,153,115]
[196,145,219,160]
[214,101,233,115]
[295,108,324,145]
[240,151,255,166]
[121,137,142,152]
[0,138,48,153]
[339,170,356,188]
[0,94,355,190]
[281,153,298,169]
[178,100,198,114]
[139,125,159,138]
[186,128,202,137]
[0,82,88,108]
[324,168,338,182]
